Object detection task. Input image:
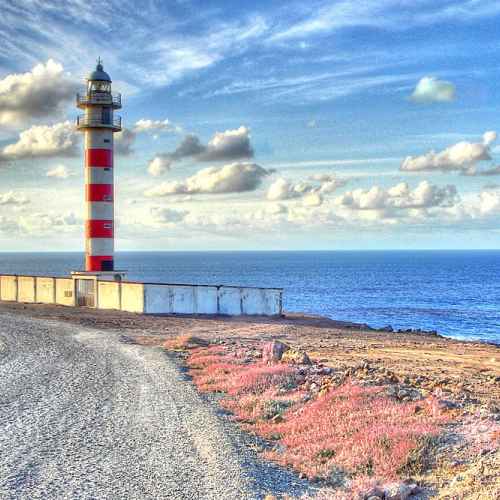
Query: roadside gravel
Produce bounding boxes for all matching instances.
[0,312,311,500]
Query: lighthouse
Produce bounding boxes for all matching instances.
[76,59,122,275]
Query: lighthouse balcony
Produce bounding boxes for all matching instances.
[76,115,122,131]
[77,92,121,109]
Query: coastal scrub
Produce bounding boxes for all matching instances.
[175,338,451,497]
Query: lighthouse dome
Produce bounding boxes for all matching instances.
[88,61,111,82]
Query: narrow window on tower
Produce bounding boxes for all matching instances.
[102,107,111,125]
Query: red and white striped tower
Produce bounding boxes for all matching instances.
[76,59,121,273]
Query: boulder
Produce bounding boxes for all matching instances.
[262,340,290,363]
[281,348,312,365]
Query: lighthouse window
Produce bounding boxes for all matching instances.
[102,107,111,124]
[89,81,111,93]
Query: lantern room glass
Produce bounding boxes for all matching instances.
[88,81,111,94]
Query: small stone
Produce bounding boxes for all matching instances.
[271,414,283,423]
[438,399,460,410]
[364,487,385,499]
[384,482,419,500]
[386,385,398,397]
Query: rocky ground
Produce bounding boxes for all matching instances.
[0,301,498,499]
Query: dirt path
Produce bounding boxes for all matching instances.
[0,310,311,500]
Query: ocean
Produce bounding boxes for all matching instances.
[0,251,498,344]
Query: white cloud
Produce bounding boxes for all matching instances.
[46,164,73,179]
[269,1,500,42]
[269,1,386,41]
[302,192,323,207]
[267,178,304,201]
[114,128,136,156]
[147,155,171,177]
[479,189,500,215]
[410,76,456,103]
[200,126,253,161]
[150,126,254,171]
[267,174,345,202]
[467,165,500,177]
[1,121,79,161]
[150,206,188,223]
[207,68,422,104]
[483,131,497,147]
[0,215,20,234]
[337,181,458,212]
[310,174,347,193]
[142,16,268,86]
[0,191,29,206]
[17,212,80,234]
[134,119,181,134]
[145,162,270,197]
[0,59,77,126]
[400,131,498,175]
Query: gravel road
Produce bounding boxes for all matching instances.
[0,312,311,500]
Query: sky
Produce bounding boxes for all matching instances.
[1,0,500,251]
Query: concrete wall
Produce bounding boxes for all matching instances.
[144,284,281,316]
[0,274,283,316]
[0,275,17,301]
[194,286,218,314]
[218,286,242,315]
[18,276,36,303]
[144,285,172,314]
[121,282,144,313]
[36,277,55,304]
[98,281,121,310]
[55,278,74,306]
[144,284,221,315]
[242,287,282,316]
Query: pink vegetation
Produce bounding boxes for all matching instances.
[259,382,446,480]
[185,343,449,488]
[188,346,296,397]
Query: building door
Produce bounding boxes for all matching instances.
[76,279,96,307]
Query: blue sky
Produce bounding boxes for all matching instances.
[1,0,500,251]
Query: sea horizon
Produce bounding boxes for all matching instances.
[1,250,498,345]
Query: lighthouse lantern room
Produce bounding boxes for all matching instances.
[74,59,124,280]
